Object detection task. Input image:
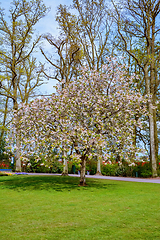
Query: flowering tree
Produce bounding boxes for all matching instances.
[7,59,147,185]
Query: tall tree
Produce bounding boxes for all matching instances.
[0,0,49,171]
[56,0,114,71]
[111,0,160,177]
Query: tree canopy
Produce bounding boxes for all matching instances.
[7,59,147,184]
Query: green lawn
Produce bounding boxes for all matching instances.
[0,175,160,240]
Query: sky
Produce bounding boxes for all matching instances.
[35,0,72,95]
[1,0,72,95]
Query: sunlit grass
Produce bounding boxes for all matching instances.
[0,175,160,240]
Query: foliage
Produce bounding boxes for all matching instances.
[111,0,160,176]
[0,138,12,170]
[0,162,10,169]
[132,162,152,178]
[22,155,63,173]
[101,163,118,176]
[68,161,81,174]
[0,137,10,162]
[100,160,153,178]
[86,158,97,175]
[0,0,50,172]
[6,59,147,184]
[56,0,113,71]
[68,157,97,175]
[69,158,154,178]
[115,165,133,177]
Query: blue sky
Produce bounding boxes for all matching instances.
[1,0,71,36]
[35,0,72,94]
[36,0,72,38]
[1,0,72,95]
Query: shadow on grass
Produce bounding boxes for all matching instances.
[0,175,117,192]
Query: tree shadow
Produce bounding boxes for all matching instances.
[0,175,118,192]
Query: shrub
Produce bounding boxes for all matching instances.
[0,162,10,169]
[132,162,152,178]
[140,170,152,178]
[51,161,63,173]
[86,158,97,175]
[115,165,128,177]
[22,155,63,173]
[101,163,118,176]
[0,137,10,162]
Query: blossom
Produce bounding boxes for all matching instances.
[7,59,147,181]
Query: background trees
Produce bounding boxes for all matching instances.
[0,0,49,171]
[40,35,82,88]
[56,0,114,71]
[111,0,160,176]
[1,0,159,178]
[40,0,115,91]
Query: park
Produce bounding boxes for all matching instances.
[0,0,160,239]
[0,174,160,240]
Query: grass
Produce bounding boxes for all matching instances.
[0,175,160,240]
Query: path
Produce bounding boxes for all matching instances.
[27,173,160,184]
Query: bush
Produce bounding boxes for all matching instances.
[51,161,63,173]
[22,155,63,173]
[101,163,118,176]
[132,162,152,178]
[115,165,129,177]
[0,137,10,162]
[86,158,97,175]
[0,162,10,169]
[140,170,152,178]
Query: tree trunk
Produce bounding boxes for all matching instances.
[145,64,157,177]
[153,109,158,163]
[150,19,159,167]
[96,157,102,175]
[0,96,9,142]
[14,103,21,172]
[15,134,21,172]
[149,105,157,177]
[79,156,87,186]
[96,147,102,175]
[62,152,68,175]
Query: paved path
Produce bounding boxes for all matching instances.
[27,173,160,184]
